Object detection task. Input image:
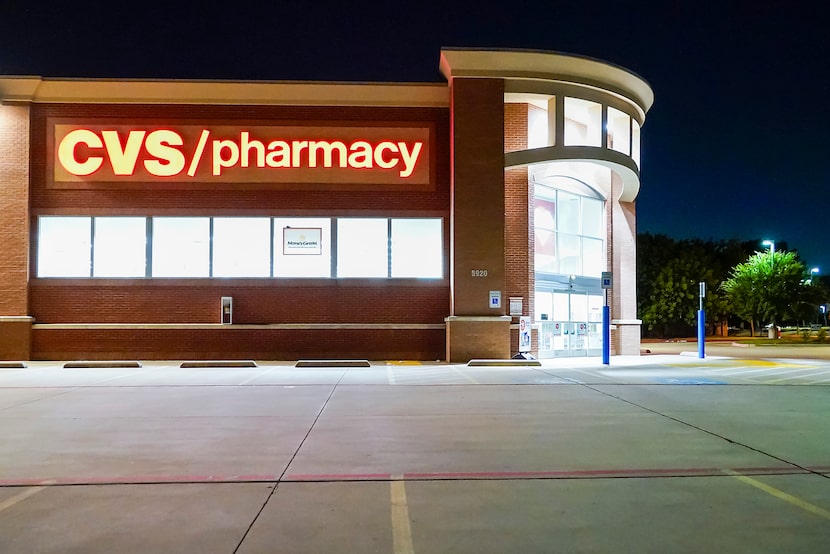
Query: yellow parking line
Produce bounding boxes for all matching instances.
[390,478,415,554]
[723,470,830,520]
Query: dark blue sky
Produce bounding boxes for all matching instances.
[2,1,828,269]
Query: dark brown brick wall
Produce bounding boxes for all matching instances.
[32,327,445,361]
[449,78,506,316]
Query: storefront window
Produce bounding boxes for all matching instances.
[337,219,389,278]
[558,233,581,275]
[274,218,332,278]
[151,218,210,277]
[606,107,631,155]
[564,97,601,147]
[582,237,604,277]
[37,217,91,277]
[212,218,271,278]
[534,183,605,278]
[37,216,443,280]
[93,217,146,277]
[632,119,641,168]
[391,219,442,278]
[582,197,604,239]
[527,104,548,149]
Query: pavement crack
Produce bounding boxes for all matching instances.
[573,381,830,481]
[231,371,346,553]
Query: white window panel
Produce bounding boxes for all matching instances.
[213,218,271,278]
[93,217,146,277]
[152,218,210,278]
[337,219,388,278]
[391,219,442,278]
[37,217,92,277]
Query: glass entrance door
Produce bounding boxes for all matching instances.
[536,290,604,358]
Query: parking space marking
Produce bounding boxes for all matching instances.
[723,469,830,520]
[390,477,415,554]
[450,366,479,384]
[0,481,54,514]
[767,368,830,384]
[237,367,275,386]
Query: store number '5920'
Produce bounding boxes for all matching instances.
[471,269,488,277]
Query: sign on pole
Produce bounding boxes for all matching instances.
[601,271,612,289]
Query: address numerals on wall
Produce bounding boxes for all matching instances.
[470,269,488,277]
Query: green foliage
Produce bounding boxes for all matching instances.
[637,234,741,336]
[638,235,828,338]
[720,250,814,327]
[818,327,828,342]
[800,327,812,342]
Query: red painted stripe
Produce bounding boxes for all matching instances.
[1,465,825,487]
[285,473,393,481]
[0,474,279,486]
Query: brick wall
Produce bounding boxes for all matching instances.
[504,104,535,355]
[448,78,506,316]
[32,327,445,361]
[30,281,448,324]
[27,102,452,360]
[0,105,30,316]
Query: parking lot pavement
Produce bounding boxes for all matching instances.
[1,357,829,552]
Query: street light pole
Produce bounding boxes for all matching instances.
[762,240,777,338]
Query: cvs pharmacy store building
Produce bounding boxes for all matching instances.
[0,49,652,362]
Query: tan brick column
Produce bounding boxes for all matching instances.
[0,104,33,360]
[445,78,511,361]
[611,172,641,355]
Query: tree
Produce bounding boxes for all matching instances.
[637,234,740,337]
[720,250,815,336]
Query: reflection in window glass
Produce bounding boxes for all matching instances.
[558,233,581,275]
[152,218,210,277]
[37,217,91,277]
[606,107,631,155]
[213,218,271,277]
[93,217,146,277]
[553,292,569,321]
[582,197,604,238]
[557,192,580,235]
[535,228,557,273]
[583,237,604,277]
[570,293,588,321]
[564,97,601,147]
[535,291,553,322]
[337,219,388,278]
[274,218,332,278]
[391,219,442,278]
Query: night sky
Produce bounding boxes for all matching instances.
[2,1,828,270]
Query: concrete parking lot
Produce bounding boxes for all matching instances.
[1,352,829,553]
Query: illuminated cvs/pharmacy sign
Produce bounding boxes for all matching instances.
[51,122,431,188]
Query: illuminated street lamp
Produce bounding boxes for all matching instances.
[809,267,819,284]
[762,239,777,338]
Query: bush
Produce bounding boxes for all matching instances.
[800,327,812,342]
[818,327,828,343]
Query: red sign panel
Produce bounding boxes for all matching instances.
[51,122,432,188]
